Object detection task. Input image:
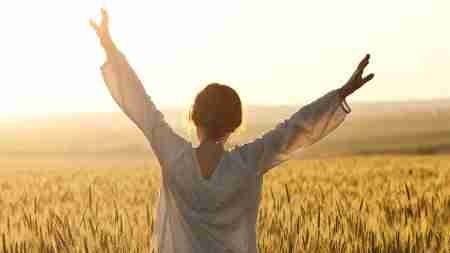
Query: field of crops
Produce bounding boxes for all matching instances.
[0,155,448,253]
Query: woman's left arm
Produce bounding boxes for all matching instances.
[91,9,188,170]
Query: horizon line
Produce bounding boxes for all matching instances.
[1,96,449,119]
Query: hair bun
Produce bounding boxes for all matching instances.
[191,83,242,140]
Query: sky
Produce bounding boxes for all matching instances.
[0,0,448,116]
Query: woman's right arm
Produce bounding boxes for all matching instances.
[238,55,375,176]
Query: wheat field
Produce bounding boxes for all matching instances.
[0,155,448,253]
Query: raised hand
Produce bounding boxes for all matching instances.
[340,54,375,98]
[90,9,115,52]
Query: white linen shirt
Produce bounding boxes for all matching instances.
[100,49,351,253]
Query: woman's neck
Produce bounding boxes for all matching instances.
[195,140,226,180]
[198,139,225,150]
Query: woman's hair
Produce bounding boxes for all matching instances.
[190,83,242,141]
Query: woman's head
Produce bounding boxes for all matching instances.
[190,83,242,143]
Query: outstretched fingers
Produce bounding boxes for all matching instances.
[89,19,99,32]
[357,54,370,72]
[342,54,375,98]
[360,54,374,84]
[362,73,375,84]
[101,8,109,25]
[90,8,109,32]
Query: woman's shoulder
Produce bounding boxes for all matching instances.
[227,144,253,171]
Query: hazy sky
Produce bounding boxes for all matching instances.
[0,0,448,116]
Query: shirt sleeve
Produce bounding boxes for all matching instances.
[237,89,351,176]
[100,49,188,171]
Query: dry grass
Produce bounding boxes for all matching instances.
[0,155,449,252]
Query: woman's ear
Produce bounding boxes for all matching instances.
[196,127,204,143]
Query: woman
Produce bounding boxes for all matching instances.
[90,9,374,253]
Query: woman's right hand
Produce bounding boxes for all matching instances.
[340,54,375,99]
[90,9,115,52]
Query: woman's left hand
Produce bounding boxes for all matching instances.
[340,54,375,98]
[90,8,115,52]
